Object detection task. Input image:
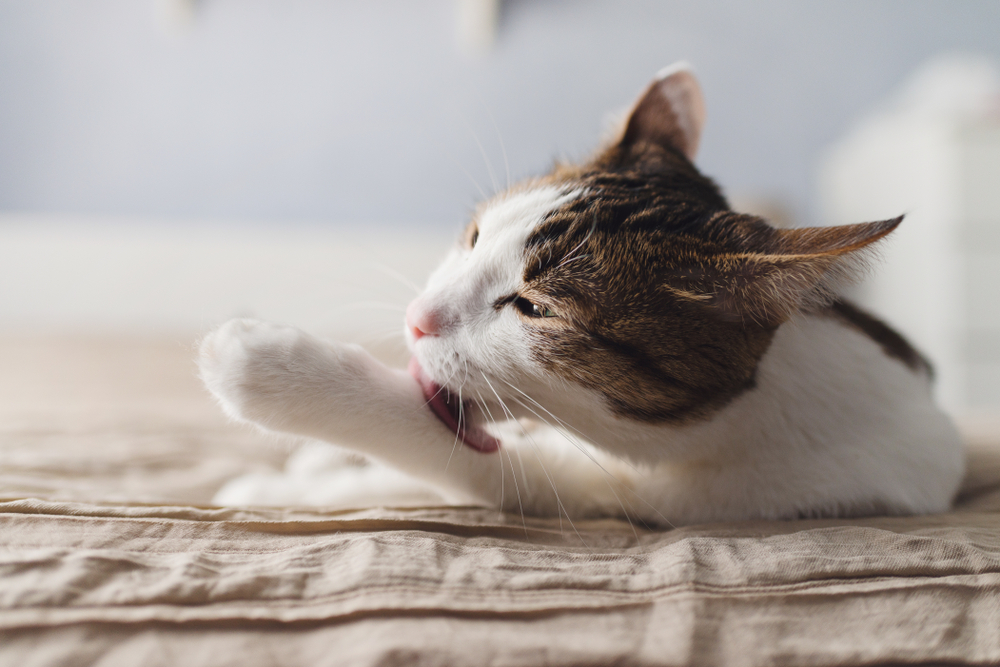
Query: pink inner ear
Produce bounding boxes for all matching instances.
[621,64,707,161]
[654,67,706,160]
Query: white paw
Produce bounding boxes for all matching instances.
[198,318,294,424]
[198,318,362,430]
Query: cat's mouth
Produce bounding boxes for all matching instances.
[408,358,501,454]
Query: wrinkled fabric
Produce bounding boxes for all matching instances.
[1,336,999,666]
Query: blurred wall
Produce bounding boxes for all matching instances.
[819,56,1000,411]
[1,0,999,230]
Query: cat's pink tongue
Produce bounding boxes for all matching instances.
[408,358,501,453]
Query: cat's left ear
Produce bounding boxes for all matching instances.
[684,215,903,326]
[619,62,706,160]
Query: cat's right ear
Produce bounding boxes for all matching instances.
[618,62,706,161]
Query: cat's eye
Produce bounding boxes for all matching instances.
[535,305,558,318]
[469,226,479,249]
[514,297,558,319]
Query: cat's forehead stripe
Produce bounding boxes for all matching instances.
[478,186,583,246]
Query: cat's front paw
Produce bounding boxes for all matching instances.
[199,318,294,424]
[199,318,351,429]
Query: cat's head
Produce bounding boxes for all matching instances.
[406,63,899,455]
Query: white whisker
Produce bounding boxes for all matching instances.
[415,364,460,412]
[481,100,511,190]
[422,106,490,201]
[556,210,599,268]
[368,263,422,296]
[473,388,521,530]
[358,329,407,346]
[500,379,642,475]
[444,385,464,472]
[340,302,408,314]
[501,445,528,537]
[450,156,490,201]
[507,394,638,537]
[480,372,587,546]
[556,253,590,269]
[460,115,500,195]
[501,381,672,532]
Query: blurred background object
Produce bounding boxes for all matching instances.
[821,54,1000,414]
[0,0,998,414]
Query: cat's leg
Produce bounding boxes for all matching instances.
[199,319,637,518]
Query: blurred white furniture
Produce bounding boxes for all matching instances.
[820,55,1000,413]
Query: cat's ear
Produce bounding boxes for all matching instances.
[619,62,706,160]
[683,216,902,326]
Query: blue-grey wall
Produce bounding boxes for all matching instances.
[0,0,998,230]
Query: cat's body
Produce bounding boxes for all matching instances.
[200,64,964,526]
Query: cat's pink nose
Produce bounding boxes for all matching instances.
[407,300,441,341]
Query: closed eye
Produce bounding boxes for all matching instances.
[514,297,558,319]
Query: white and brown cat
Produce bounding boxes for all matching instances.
[199,64,964,526]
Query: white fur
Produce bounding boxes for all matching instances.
[199,186,964,526]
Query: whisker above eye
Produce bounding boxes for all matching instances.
[553,209,599,269]
[479,97,511,191]
[459,112,500,195]
[556,253,590,269]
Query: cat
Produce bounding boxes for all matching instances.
[199,63,965,526]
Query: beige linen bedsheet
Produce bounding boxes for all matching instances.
[1,336,999,666]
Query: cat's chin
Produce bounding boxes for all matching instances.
[408,358,501,454]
